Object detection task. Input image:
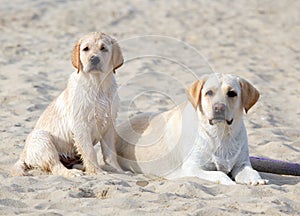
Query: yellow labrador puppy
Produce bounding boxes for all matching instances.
[13,32,123,177]
[116,73,268,185]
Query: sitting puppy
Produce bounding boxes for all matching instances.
[116,73,268,185]
[13,32,123,177]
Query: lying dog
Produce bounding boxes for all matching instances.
[13,32,123,177]
[116,73,268,185]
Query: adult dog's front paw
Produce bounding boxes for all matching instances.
[213,172,236,185]
[234,166,268,186]
[242,178,269,186]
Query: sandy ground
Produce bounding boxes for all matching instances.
[0,0,300,215]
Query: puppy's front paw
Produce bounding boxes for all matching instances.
[85,166,106,175]
[101,164,126,174]
[66,169,84,177]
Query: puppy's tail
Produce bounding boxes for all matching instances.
[12,158,28,176]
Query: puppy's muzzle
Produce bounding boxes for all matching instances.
[209,103,233,125]
[90,55,100,65]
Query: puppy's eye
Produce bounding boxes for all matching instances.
[227,90,237,98]
[83,47,89,52]
[205,90,214,96]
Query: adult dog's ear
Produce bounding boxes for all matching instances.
[111,38,123,73]
[72,41,82,73]
[186,76,208,110]
[239,78,260,113]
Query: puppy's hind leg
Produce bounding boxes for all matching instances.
[13,129,82,178]
[13,154,29,176]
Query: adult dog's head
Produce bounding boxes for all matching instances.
[72,32,123,74]
[186,73,259,126]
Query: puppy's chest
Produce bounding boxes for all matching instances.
[88,92,114,131]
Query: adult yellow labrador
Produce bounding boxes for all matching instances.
[13,32,123,177]
[116,73,268,185]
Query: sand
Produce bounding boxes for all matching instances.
[0,0,299,215]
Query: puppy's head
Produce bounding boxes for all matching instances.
[186,74,259,126]
[72,32,123,74]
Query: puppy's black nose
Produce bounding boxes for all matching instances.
[213,103,226,113]
[90,55,100,65]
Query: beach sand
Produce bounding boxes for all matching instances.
[0,0,299,215]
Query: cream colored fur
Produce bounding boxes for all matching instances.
[116,73,268,185]
[13,32,123,177]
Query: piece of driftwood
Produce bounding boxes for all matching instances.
[250,156,300,176]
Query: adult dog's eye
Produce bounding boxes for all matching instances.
[205,90,214,96]
[83,47,89,51]
[227,90,237,98]
[100,46,107,52]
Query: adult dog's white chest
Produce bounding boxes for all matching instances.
[195,123,244,173]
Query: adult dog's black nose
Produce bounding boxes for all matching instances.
[90,55,100,65]
[213,103,226,114]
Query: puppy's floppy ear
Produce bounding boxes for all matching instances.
[239,77,260,113]
[111,37,123,73]
[72,40,82,73]
[186,76,207,110]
